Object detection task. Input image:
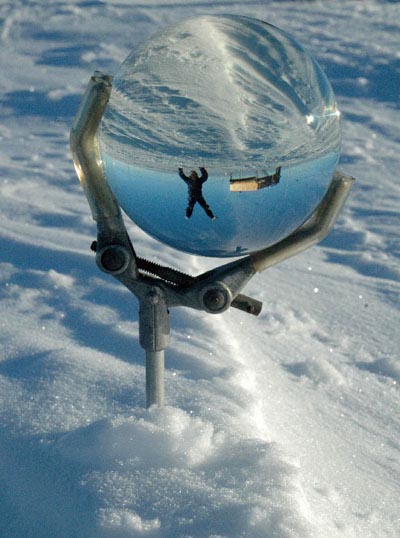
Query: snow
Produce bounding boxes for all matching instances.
[0,1,399,537]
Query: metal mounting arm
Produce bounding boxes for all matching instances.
[250,171,354,272]
[70,72,355,408]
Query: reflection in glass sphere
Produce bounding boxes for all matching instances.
[99,15,341,257]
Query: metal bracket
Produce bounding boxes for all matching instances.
[70,72,355,407]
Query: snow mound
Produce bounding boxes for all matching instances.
[283,355,346,386]
[356,356,400,383]
[98,509,161,537]
[58,406,216,468]
[58,407,314,537]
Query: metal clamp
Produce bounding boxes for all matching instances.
[70,72,355,407]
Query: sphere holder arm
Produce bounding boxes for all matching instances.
[70,72,355,408]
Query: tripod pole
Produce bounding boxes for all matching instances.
[139,287,170,407]
[145,351,165,407]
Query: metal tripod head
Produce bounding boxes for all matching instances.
[70,72,354,408]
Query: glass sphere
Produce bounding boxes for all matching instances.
[99,15,341,257]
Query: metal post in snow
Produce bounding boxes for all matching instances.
[139,288,170,407]
[145,351,165,407]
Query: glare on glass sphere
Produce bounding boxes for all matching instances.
[99,15,341,257]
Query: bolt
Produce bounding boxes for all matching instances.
[99,246,128,273]
[202,287,229,312]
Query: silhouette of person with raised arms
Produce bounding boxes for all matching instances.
[178,167,216,220]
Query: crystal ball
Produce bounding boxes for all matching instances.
[99,15,341,257]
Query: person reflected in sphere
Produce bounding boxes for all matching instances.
[178,167,216,220]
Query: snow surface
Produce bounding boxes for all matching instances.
[0,1,399,537]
